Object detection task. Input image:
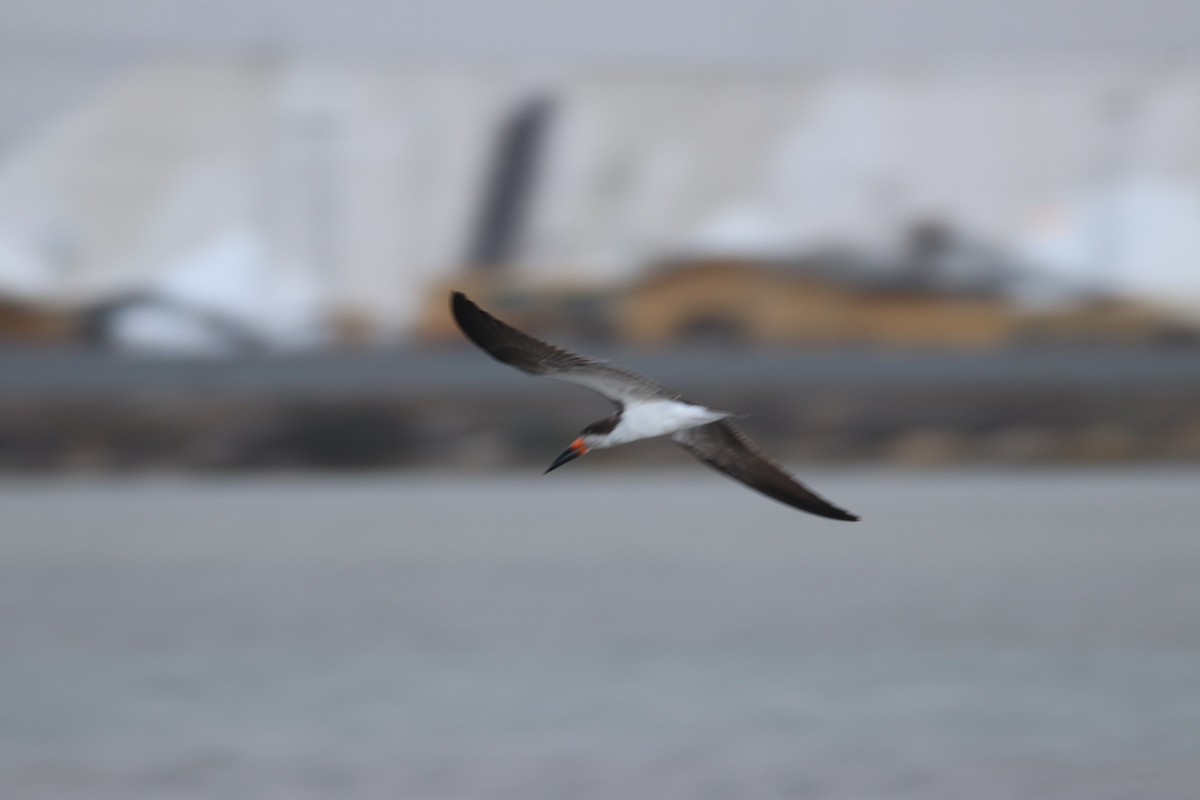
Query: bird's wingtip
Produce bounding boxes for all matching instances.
[815,503,860,522]
[450,291,476,322]
[830,506,860,522]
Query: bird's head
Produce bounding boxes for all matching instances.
[543,416,617,474]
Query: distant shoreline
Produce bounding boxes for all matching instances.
[1,346,1198,470]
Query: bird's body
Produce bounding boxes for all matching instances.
[597,399,731,446]
[450,291,859,521]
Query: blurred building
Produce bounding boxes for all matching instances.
[618,258,1018,350]
[421,250,1196,350]
[1,58,1199,351]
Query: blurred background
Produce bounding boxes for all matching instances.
[1,2,1198,798]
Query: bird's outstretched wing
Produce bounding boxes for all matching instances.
[673,420,860,521]
[451,292,675,406]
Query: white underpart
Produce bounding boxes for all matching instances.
[598,400,731,448]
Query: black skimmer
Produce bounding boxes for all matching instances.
[451,292,859,521]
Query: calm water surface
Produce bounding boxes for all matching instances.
[2,468,1198,799]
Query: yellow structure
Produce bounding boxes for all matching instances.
[617,259,1019,349]
[423,260,1199,350]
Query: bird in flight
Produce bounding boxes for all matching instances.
[451,292,859,521]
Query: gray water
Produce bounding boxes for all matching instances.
[2,468,1198,799]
